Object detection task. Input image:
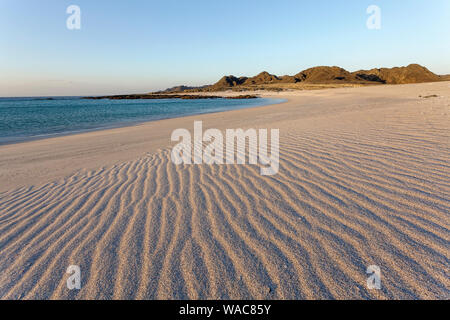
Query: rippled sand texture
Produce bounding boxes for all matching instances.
[0,82,449,299]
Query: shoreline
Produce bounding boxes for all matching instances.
[0,97,286,147]
[0,93,290,192]
[0,81,445,193]
[1,82,448,192]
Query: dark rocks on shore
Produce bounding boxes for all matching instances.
[84,94,258,100]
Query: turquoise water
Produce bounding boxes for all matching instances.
[0,97,284,144]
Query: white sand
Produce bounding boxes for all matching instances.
[0,82,449,299]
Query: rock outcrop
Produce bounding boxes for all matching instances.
[157,64,444,92]
[353,64,441,84]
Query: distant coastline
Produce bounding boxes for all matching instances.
[79,64,450,101]
[84,94,258,100]
[156,63,450,94]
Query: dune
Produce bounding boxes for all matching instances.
[0,82,449,300]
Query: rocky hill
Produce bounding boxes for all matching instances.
[243,71,281,85]
[208,75,248,91]
[353,64,441,84]
[156,85,209,93]
[295,66,361,83]
[159,64,444,92]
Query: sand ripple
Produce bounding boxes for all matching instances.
[0,86,449,300]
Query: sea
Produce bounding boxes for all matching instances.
[0,96,284,145]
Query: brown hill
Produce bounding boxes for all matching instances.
[243,71,281,85]
[354,64,440,84]
[295,66,360,83]
[278,75,299,83]
[207,75,248,91]
[157,64,444,92]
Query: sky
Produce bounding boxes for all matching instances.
[1,0,449,96]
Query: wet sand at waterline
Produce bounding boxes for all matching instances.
[0,82,449,299]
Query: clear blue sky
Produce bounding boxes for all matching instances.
[1,0,449,96]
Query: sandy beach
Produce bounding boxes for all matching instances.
[0,82,449,299]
